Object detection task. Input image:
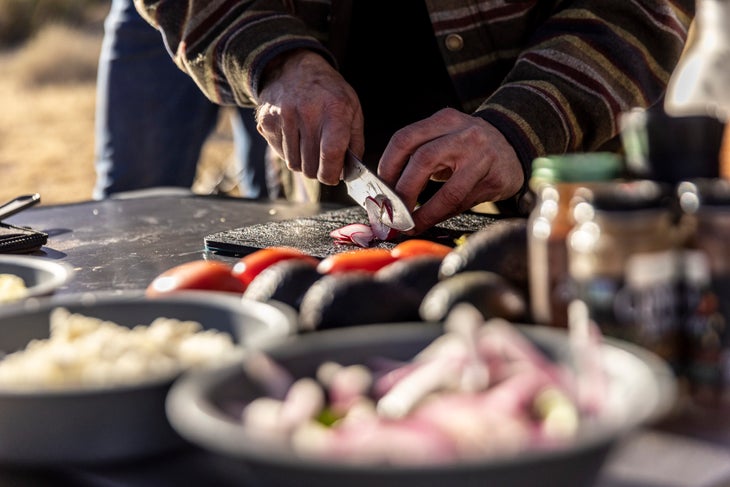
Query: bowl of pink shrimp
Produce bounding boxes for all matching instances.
[166,304,677,487]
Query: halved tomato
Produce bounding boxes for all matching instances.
[391,239,453,260]
[146,260,245,296]
[317,248,398,274]
[232,247,319,287]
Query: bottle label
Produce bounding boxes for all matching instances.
[682,250,730,407]
[575,250,682,369]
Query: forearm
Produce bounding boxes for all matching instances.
[476,0,694,170]
[133,0,335,106]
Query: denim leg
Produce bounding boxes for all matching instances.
[230,107,270,199]
[93,0,220,199]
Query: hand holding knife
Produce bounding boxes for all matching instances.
[342,150,415,232]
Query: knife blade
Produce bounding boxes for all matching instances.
[342,150,415,232]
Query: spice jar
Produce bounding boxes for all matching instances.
[527,153,621,327]
[567,180,683,371]
[678,178,730,408]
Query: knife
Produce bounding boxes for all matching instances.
[0,193,41,221]
[342,150,415,232]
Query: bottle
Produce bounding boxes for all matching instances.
[567,180,683,371]
[527,153,622,327]
[665,0,730,121]
[677,178,730,408]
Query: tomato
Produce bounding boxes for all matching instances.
[317,248,398,274]
[146,260,245,296]
[232,247,319,287]
[391,239,453,260]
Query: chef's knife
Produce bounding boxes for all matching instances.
[342,150,415,232]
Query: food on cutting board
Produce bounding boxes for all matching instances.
[0,308,238,389]
[146,260,245,296]
[331,196,401,248]
[239,305,598,466]
[0,274,28,303]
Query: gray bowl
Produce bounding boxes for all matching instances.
[0,291,296,466]
[0,255,74,302]
[167,323,677,487]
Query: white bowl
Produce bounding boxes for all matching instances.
[0,291,295,465]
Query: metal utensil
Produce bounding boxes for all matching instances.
[0,194,40,221]
[342,150,414,231]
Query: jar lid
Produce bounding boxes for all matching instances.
[588,180,672,211]
[531,152,623,184]
[685,178,730,206]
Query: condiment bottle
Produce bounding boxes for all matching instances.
[677,178,730,408]
[567,180,683,371]
[527,153,622,327]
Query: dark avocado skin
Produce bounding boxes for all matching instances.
[420,270,528,323]
[439,218,528,298]
[243,259,323,311]
[299,273,423,331]
[375,256,443,301]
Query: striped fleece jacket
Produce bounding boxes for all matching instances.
[134,0,694,193]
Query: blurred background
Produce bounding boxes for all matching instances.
[0,0,239,206]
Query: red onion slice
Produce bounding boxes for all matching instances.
[330,224,375,248]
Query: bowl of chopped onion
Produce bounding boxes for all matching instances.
[0,255,74,304]
[0,290,296,465]
[166,304,677,487]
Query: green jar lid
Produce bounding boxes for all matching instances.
[531,152,623,184]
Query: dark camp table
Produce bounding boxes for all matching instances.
[4,192,730,487]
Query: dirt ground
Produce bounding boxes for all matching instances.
[0,23,238,210]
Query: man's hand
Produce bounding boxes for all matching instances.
[378,108,524,234]
[255,50,364,185]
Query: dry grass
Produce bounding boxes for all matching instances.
[0,16,237,208]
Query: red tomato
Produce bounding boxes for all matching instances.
[317,248,398,274]
[146,260,245,296]
[232,247,318,287]
[391,239,453,260]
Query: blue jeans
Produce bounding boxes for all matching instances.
[93,0,269,199]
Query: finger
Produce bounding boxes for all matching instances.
[281,127,301,172]
[394,142,457,210]
[378,109,459,183]
[318,110,362,186]
[409,176,477,234]
[299,124,321,180]
[255,104,285,160]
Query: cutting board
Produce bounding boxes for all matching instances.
[204,206,498,258]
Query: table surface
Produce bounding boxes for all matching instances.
[4,193,730,487]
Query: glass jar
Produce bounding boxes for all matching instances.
[568,180,683,370]
[527,153,621,327]
[678,178,730,408]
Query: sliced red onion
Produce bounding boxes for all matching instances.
[330,224,375,248]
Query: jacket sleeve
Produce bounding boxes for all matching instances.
[474,0,695,186]
[133,0,335,107]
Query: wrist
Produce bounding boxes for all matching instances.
[259,48,322,91]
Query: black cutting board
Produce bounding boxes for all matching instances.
[204,206,498,258]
